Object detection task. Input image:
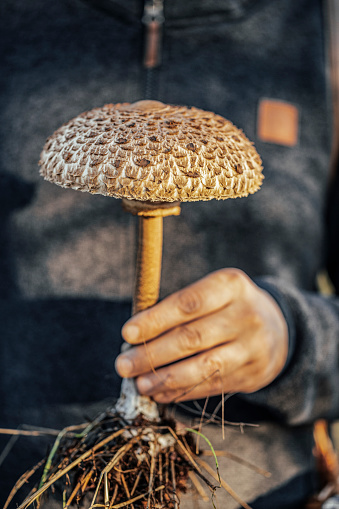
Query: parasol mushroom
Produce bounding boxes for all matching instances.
[3,100,265,509]
[39,99,264,421]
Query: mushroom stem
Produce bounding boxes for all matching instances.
[133,216,163,315]
[122,198,181,316]
[115,199,181,422]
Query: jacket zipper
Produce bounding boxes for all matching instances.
[142,0,164,99]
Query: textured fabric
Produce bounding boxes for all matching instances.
[0,0,338,507]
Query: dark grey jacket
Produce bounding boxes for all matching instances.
[1,0,339,507]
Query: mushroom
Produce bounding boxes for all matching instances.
[39,100,264,421]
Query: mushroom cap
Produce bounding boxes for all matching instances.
[39,100,263,202]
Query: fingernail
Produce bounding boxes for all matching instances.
[137,377,153,394]
[116,356,133,376]
[122,323,140,342]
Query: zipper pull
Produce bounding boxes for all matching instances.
[142,0,164,69]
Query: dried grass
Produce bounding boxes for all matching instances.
[3,411,214,509]
[2,407,271,509]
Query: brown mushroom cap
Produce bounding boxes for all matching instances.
[39,100,263,202]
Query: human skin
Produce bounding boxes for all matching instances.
[115,268,289,403]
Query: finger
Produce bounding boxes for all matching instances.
[135,340,251,398]
[122,268,247,345]
[116,309,240,378]
[154,362,260,403]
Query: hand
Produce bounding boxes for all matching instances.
[115,269,289,403]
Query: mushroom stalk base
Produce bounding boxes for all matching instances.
[115,377,160,422]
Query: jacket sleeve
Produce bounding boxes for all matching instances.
[241,277,339,426]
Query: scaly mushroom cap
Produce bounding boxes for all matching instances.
[39,100,263,202]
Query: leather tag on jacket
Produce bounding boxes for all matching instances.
[257,98,299,146]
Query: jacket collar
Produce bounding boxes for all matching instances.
[81,0,269,24]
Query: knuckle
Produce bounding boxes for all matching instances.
[164,372,177,390]
[177,288,202,315]
[178,325,203,353]
[201,354,223,388]
[247,310,265,331]
[146,307,166,332]
[220,267,246,284]
[219,268,250,294]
